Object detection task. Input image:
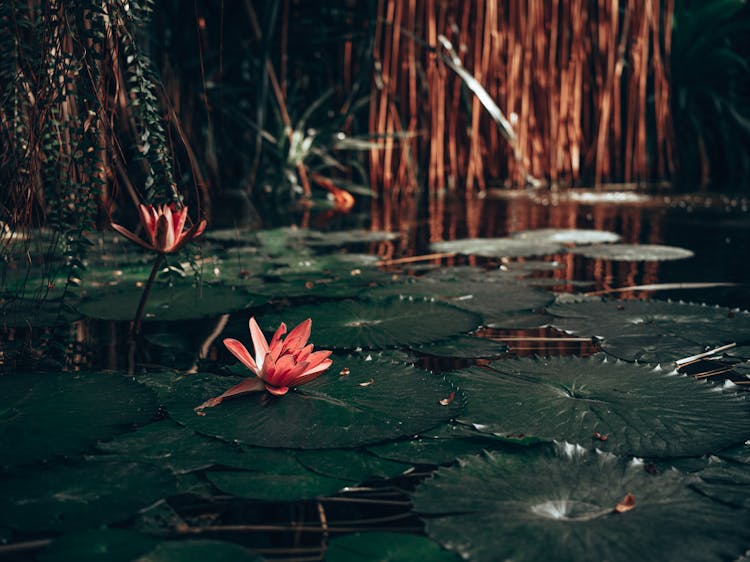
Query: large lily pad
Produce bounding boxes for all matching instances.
[547,300,750,363]
[0,460,175,531]
[39,529,158,562]
[413,446,750,562]
[258,298,480,349]
[449,356,750,457]
[511,229,621,245]
[207,470,346,502]
[326,532,460,562]
[163,356,462,449]
[295,450,410,481]
[76,283,252,322]
[415,335,508,359]
[569,243,694,261]
[367,280,554,324]
[135,540,262,562]
[430,238,564,258]
[0,372,157,468]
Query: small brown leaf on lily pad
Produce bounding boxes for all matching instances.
[593,432,608,441]
[339,368,351,377]
[440,392,456,406]
[614,492,636,513]
[359,378,374,387]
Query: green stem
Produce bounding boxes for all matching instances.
[131,252,165,336]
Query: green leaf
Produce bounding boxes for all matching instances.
[547,299,750,363]
[162,356,463,449]
[258,298,480,350]
[76,284,252,321]
[39,529,158,562]
[415,335,508,359]
[135,540,262,562]
[207,470,346,502]
[0,459,175,532]
[568,244,694,261]
[429,238,564,258]
[511,229,620,245]
[295,449,410,481]
[449,356,750,457]
[326,532,460,562]
[413,446,750,562]
[0,372,157,468]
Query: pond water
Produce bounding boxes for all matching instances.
[1,188,750,561]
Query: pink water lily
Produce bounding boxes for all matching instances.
[196,317,333,409]
[112,203,206,254]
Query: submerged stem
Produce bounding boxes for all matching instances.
[131,252,165,336]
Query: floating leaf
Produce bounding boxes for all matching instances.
[430,238,564,258]
[367,280,553,324]
[326,532,460,562]
[569,243,694,261]
[258,298,480,349]
[0,298,81,328]
[413,446,750,562]
[547,300,750,363]
[511,229,621,245]
[207,470,346,502]
[0,372,157,468]
[163,356,462,449]
[0,460,175,532]
[135,540,262,562]
[295,450,410,482]
[39,529,158,562]
[97,420,262,474]
[304,229,400,247]
[449,356,750,457]
[415,335,508,359]
[77,284,252,322]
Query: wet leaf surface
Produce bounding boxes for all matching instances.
[569,243,694,261]
[326,532,460,562]
[449,356,750,457]
[413,445,750,562]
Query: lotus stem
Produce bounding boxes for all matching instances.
[131,253,165,336]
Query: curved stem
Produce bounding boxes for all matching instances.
[131,252,165,336]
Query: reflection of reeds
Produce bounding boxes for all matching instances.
[369,1,675,231]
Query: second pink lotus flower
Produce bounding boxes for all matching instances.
[196,317,333,409]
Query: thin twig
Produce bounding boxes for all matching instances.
[376,252,456,266]
[675,343,737,367]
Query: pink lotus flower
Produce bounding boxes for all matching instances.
[112,203,206,254]
[195,317,333,409]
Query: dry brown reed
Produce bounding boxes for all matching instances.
[368,0,675,232]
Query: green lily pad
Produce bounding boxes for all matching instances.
[97,420,260,474]
[163,356,463,449]
[0,298,81,328]
[547,300,750,363]
[366,281,554,324]
[430,238,564,258]
[135,540,262,562]
[0,372,158,468]
[304,229,400,247]
[254,269,393,300]
[326,532,460,562]
[76,284,252,322]
[449,356,750,457]
[207,470,346,502]
[258,298,480,349]
[413,446,750,562]
[367,428,511,466]
[511,229,621,245]
[295,450,410,481]
[39,529,159,562]
[0,459,175,532]
[569,243,694,261]
[415,336,508,359]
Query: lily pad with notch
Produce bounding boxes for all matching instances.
[511,228,621,245]
[258,297,481,349]
[430,238,565,258]
[449,356,750,457]
[414,335,508,359]
[0,372,158,468]
[326,532,460,562]
[76,283,253,322]
[0,459,175,532]
[206,469,347,502]
[413,445,750,562]
[367,280,554,325]
[568,243,694,261]
[163,356,463,449]
[38,529,159,562]
[547,299,750,363]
